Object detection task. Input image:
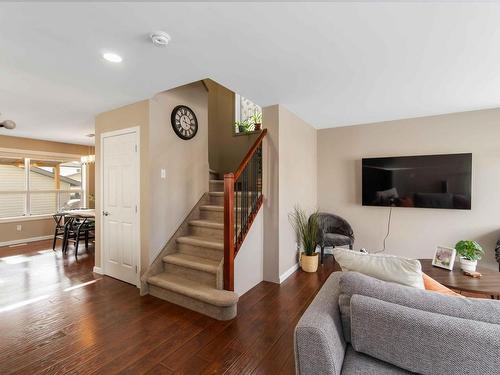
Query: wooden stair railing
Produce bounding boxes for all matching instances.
[223,129,267,291]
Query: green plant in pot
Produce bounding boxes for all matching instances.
[250,112,262,131]
[455,240,484,272]
[235,119,252,133]
[289,207,319,273]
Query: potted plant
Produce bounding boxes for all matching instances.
[455,240,484,272]
[289,207,319,273]
[235,119,252,133]
[250,111,262,131]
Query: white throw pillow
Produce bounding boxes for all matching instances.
[332,248,425,289]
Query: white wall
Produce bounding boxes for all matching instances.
[317,108,500,270]
[148,82,209,263]
[234,209,264,295]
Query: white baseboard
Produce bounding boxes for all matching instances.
[93,266,103,274]
[0,235,53,248]
[279,263,299,283]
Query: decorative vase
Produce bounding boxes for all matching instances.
[255,123,262,131]
[300,252,319,273]
[460,257,477,272]
[238,125,246,133]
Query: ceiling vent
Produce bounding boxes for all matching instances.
[150,31,171,47]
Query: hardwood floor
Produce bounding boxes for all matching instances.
[0,240,340,375]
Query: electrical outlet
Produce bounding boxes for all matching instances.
[16,225,22,232]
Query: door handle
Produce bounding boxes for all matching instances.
[103,211,110,216]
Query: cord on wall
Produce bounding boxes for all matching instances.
[373,204,393,254]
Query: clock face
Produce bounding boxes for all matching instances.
[171,105,198,140]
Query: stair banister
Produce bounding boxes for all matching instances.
[223,129,267,291]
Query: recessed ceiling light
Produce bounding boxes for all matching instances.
[102,52,122,63]
[150,31,171,47]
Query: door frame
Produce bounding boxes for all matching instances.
[99,126,141,287]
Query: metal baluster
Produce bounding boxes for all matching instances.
[253,152,257,211]
[235,178,238,244]
[245,167,248,233]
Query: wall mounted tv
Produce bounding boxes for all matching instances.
[362,153,472,210]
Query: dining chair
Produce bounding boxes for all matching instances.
[64,216,95,258]
[52,213,67,251]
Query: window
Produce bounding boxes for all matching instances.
[234,94,262,135]
[0,156,84,219]
[0,157,26,218]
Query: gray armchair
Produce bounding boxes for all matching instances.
[316,213,354,264]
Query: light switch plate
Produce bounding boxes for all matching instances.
[161,169,166,179]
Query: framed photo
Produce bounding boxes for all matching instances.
[432,246,456,270]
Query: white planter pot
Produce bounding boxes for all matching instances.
[460,258,477,272]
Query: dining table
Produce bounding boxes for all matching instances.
[63,209,95,218]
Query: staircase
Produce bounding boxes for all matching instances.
[146,175,239,321]
[144,130,267,321]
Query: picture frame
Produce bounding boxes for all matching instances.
[432,245,456,270]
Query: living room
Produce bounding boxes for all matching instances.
[1,2,500,374]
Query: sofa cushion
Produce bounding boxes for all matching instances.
[350,294,500,375]
[341,345,411,375]
[333,248,424,289]
[338,272,500,343]
[341,271,500,324]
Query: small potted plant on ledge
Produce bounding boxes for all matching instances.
[235,119,252,134]
[289,206,319,273]
[455,240,484,272]
[250,111,262,131]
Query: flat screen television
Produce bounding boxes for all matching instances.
[362,153,472,210]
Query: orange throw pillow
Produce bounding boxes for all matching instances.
[422,273,462,297]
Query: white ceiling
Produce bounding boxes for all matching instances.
[1,2,500,145]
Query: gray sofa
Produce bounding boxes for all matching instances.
[295,272,500,375]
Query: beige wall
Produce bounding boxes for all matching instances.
[278,106,318,276]
[262,105,318,282]
[148,82,209,263]
[317,108,500,270]
[262,105,280,282]
[94,100,150,271]
[0,135,90,155]
[94,82,208,275]
[0,135,94,245]
[205,79,259,175]
[0,219,54,244]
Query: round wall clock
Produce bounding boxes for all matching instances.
[171,105,198,140]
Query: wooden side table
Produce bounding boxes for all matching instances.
[420,259,500,299]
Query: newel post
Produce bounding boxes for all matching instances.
[223,173,235,291]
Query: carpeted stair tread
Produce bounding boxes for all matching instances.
[148,272,238,307]
[176,235,223,250]
[163,253,220,274]
[189,219,224,230]
[200,204,224,212]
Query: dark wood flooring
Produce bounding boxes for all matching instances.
[0,240,339,375]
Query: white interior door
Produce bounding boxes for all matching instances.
[102,129,139,286]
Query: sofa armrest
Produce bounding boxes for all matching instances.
[294,272,346,375]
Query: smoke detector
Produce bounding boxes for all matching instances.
[150,31,171,47]
[0,120,16,130]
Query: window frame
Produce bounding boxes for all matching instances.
[0,152,86,222]
[234,94,262,136]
